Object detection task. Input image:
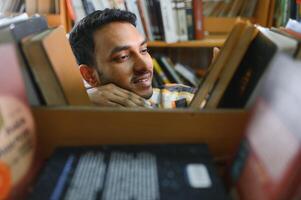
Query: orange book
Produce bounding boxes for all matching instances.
[41,26,91,106]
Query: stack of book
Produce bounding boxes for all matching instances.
[66,0,206,42]
[0,15,91,106]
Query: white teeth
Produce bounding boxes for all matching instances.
[136,78,148,83]
[138,79,147,82]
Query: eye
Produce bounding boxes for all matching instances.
[113,54,129,63]
[140,48,148,54]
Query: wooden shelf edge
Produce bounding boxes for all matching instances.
[32,107,250,159]
[148,35,227,48]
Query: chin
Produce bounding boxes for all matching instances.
[137,87,153,99]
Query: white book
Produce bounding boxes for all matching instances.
[174,1,188,41]
[0,13,28,28]
[257,26,298,54]
[125,0,145,37]
[174,63,199,87]
[110,0,126,10]
[90,0,105,10]
[159,0,178,43]
[98,0,111,9]
[71,0,86,22]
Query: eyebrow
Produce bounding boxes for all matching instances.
[109,38,148,56]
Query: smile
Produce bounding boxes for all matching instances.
[132,73,151,84]
[132,73,152,88]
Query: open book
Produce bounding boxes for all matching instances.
[190,20,300,109]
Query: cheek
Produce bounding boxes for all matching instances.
[109,64,133,83]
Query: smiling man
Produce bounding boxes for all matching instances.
[69,9,195,108]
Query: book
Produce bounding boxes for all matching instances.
[125,0,146,37]
[174,62,200,87]
[82,0,96,15]
[231,53,301,200]
[153,58,170,84]
[21,29,68,106]
[157,56,184,84]
[70,0,86,23]
[25,0,37,15]
[190,20,248,109]
[0,43,37,200]
[174,0,189,41]
[193,0,205,40]
[37,0,52,14]
[0,16,48,105]
[205,23,257,108]
[219,25,299,108]
[29,144,229,200]
[136,0,154,41]
[159,0,178,43]
[0,43,28,104]
[40,26,91,106]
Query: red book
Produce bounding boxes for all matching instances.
[0,44,28,105]
[0,44,37,199]
[231,53,301,200]
[193,0,205,40]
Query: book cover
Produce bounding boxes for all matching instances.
[0,16,48,106]
[136,0,154,41]
[190,20,247,109]
[159,0,178,43]
[205,23,257,108]
[153,58,170,84]
[21,29,68,106]
[0,44,36,200]
[41,26,91,106]
[231,53,301,200]
[157,56,184,84]
[193,0,205,40]
[219,26,299,108]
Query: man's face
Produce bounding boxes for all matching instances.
[93,22,153,99]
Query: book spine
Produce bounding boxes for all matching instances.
[153,58,170,84]
[185,0,194,40]
[176,1,188,41]
[159,0,178,43]
[193,0,204,40]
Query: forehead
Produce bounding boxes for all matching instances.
[93,22,144,56]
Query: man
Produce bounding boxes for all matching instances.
[69,9,195,108]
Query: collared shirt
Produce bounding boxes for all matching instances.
[147,84,196,108]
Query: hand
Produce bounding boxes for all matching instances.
[87,83,151,108]
[212,47,220,64]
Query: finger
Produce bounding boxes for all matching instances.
[106,85,146,106]
[107,101,125,107]
[105,91,141,107]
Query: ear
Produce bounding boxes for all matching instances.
[79,64,100,87]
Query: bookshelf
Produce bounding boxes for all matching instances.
[32,107,249,162]
[25,0,72,32]
[44,0,70,31]
[148,35,227,48]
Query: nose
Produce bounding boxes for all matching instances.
[133,53,152,74]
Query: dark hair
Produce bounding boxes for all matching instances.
[69,9,136,66]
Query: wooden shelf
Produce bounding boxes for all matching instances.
[148,35,227,48]
[32,107,249,159]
